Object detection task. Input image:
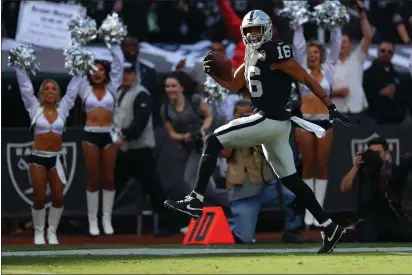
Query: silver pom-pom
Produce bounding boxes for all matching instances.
[312,1,350,29]
[278,0,310,30]
[68,16,97,45]
[64,46,98,76]
[8,44,40,75]
[204,76,229,104]
[98,13,128,46]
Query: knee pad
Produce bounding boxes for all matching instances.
[204,134,223,153]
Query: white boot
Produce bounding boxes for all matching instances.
[86,191,100,236]
[303,178,315,226]
[102,190,115,235]
[314,179,328,227]
[47,207,63,245]
[32,208,46,245]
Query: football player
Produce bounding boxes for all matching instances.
[164,10,351,254]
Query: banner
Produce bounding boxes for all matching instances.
[325,124,412,212]
[3,38,411,74]
[2,125,411,218]
[15,1,86,50]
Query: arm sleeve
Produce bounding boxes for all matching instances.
[107,44,125,95]
[59,76,82,119]
[216,0,242,40]
[121,92,152,141]
[324,27,342,83]
[15,68,39,119]
[292,26,307,66]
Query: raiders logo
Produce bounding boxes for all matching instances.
[6,141,77,207]
[350,133,400,166]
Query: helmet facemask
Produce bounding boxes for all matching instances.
[241,24,272,50]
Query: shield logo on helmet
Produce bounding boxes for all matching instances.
[350,133,400,166]
[6,141,77,207]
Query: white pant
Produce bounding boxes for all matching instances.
[214,113,296,178]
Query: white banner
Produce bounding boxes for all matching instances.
[15,1,86,50]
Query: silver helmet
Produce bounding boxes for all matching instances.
[240,10,272,50]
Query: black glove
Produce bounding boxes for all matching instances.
[203,51,214,74]
[328,104,353,127]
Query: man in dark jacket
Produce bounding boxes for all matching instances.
[122,37,162,127]
[363,41,409,124]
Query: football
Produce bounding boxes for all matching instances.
[209,52,233,81]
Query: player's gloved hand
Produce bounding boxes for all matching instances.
[328,104,353,127]
[203,51,214,74]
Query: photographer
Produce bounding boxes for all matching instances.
[340,137,412,242]
[161,71,213,192]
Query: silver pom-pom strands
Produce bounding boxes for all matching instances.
[68,16,97,46]
[278,1,311,30]
[204,75,229,104]
[98,13,128,47]
[64,46,98,76]
[8,44,40,75]
[312,1,350,29]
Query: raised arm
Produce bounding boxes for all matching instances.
[15,68,39,118]
[293,26,307,66]
[324,27,342,82]
[59,76,83,119]
[107,44,125,94]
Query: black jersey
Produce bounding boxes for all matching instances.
[245,40,294,120]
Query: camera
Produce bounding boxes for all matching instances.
[190,129,204,152]
[360,149,383,175]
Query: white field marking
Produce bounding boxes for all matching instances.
[390,252,412,255]
[3,247,412,257]
[2,270,54,274]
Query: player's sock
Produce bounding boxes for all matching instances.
[279,172,328,224]
[193,134,223,195]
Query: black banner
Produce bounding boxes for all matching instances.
[325,124,412,212]
[2,125,412,218]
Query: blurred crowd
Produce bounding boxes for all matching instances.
[2,0,412,45]
[3,0,412,243]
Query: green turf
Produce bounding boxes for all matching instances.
[2,254,411,274]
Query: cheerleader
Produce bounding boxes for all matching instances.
[15,68,80,245]
[293,25,342,227]
[74,44,124,236]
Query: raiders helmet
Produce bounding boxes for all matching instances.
[240,10,272,50]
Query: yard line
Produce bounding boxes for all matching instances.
[3,247,412,257]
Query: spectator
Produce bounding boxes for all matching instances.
[332,1,375,124]
[221,100,306,244]
[155,0,207,44]
[369,0,412,44]
[363,41,409,124]
[122,37,162,127]
[293,23,342,227]
[113,63,177,236]
[340,137,412,242]
[112,0,151,42]
[216,0,245,70]
[161,71,213,192]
